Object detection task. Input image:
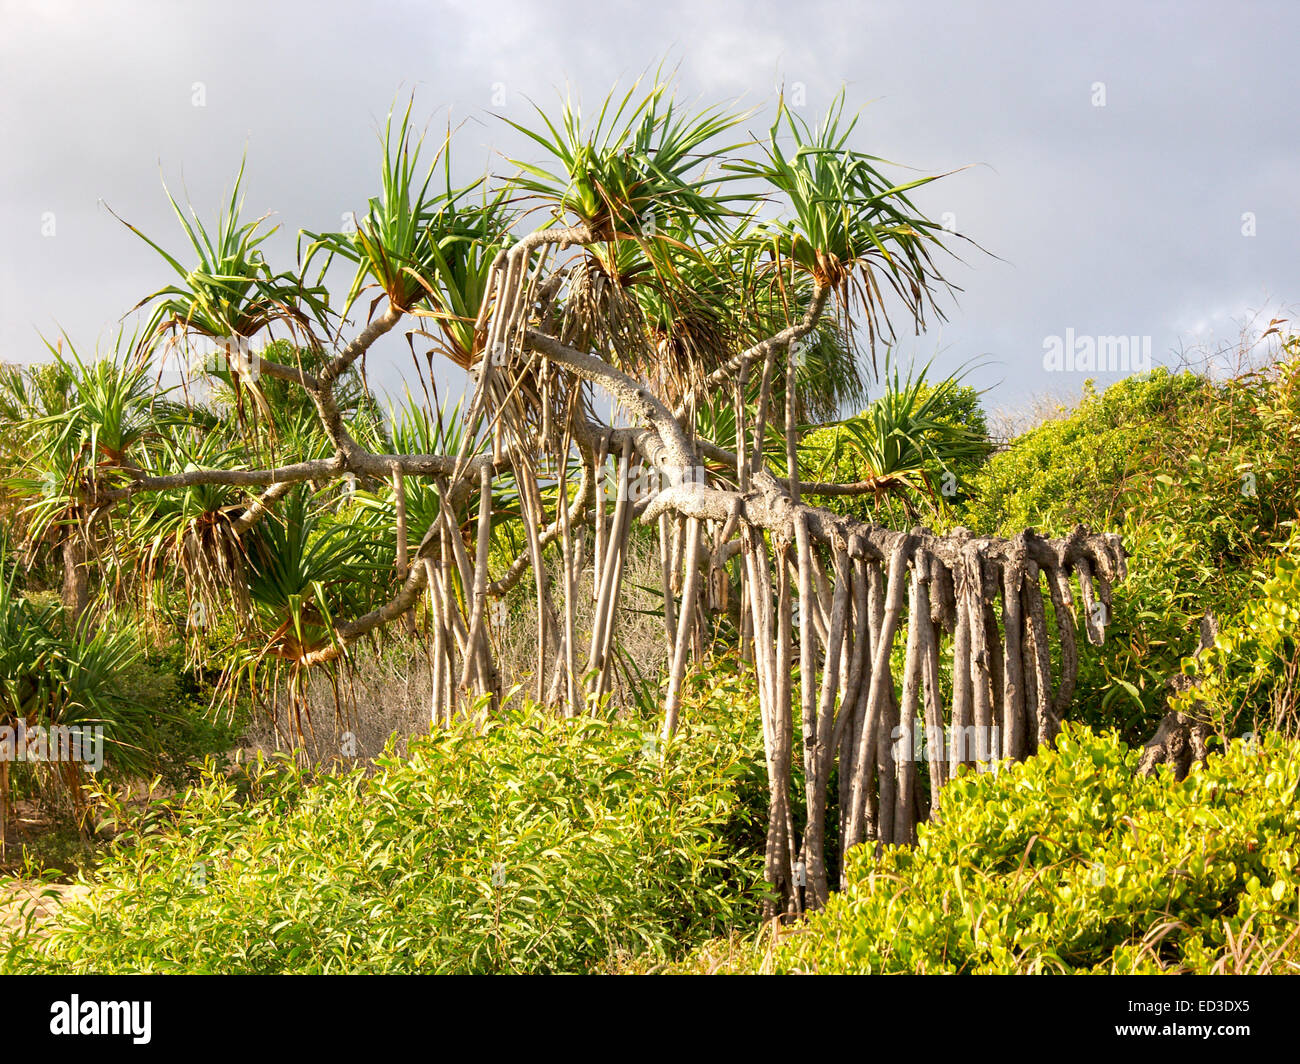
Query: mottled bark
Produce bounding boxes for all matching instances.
[1138,614,1218,781]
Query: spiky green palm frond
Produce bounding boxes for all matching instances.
[302,100,514,344]
[505,78,748,241]
[802,355,990,504]
[121,160,330,351]
[726,92,961,358]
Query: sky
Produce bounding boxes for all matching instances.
[2,0,1297,424]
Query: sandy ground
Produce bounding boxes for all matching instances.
[0,881,90,941]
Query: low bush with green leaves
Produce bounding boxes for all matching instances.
[957,368,1206,537]
[953,352,1300,743]
[725,725,1300,973]
[1179,534,1300,737]
[2,696,766,973]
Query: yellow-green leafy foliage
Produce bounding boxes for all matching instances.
[1181,535,1300,735]
[760,726,1300,973]
[955,353,1300,741]
[2,698,766,974]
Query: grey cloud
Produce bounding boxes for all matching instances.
[2,0,1296,412]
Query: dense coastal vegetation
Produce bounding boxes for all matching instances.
[2,79,1296,974]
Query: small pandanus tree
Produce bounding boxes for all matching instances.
[14,336,163,627]
[0,539,153,852]
[225,486,390,746]
[47,77,1126,915]
[800,356,993,513]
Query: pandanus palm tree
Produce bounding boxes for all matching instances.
[800,355,992,514]
[13,335,163,627]
[76,75,965,746]
[43,75,1129,915]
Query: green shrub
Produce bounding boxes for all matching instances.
[955,356,1300,742]
[752,725,1300,973]
[0,548,156,833]
[958,369,1205,537]
[1180,535,1300,737]
[120,641,245,788]
[2,698,766,973]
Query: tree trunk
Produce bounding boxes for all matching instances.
[1136,708,1212,781]
[1137,614,1218,780]
[62,532,89,629]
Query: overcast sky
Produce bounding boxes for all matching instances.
[2,0,1296,421]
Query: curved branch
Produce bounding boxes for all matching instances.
[523,328,698,475]
[230,479,296,536]
[318,304,405,389]
[101,451,499,505]
[103,456,346,502]
[681,283,831,419]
